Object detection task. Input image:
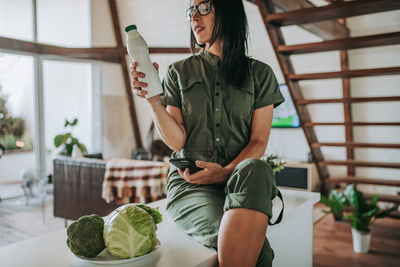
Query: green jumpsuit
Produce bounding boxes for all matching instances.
[160,49,285,266]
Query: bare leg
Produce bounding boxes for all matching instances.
[218,208,268,267]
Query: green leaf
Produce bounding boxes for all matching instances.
[363,207,379,218]
[54,133,71,148]
[356,190,368,212]
[343,214,353,220]
[78,143,87,153]
[375,207,396,219]
[71,118,78,126]
[369,193,378,207]
[54,135,64,148]
[136,204,163,225]
[320,196,331,206]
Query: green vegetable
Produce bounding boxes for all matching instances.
[66,214,105,258]
[103,204,162,259]
[136,204,163,228]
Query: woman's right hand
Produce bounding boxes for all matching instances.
[130,61,159,102]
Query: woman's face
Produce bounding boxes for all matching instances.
[189,0,215,46]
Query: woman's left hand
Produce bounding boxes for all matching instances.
[178,161,231,184]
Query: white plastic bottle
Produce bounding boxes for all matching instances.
[125,24,163,98]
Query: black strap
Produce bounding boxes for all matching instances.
[268,189,284,225]
[0,143,4,159]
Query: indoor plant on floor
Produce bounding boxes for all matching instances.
[343,184,396,253]
[320,188,348,221]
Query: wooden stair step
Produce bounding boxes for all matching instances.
[304,122,400,127]
[266,0,400,26]
[278,32,400,55]
[311,142,400,149]
[297,96,400,105]
[289,67,400,80]
[364,193,400,204]
[388,210,400,219]
[319,160,400,169]
[325,176,400,187]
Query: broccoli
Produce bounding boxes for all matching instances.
[66,214,105,258]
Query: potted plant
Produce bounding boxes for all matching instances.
[320,189,348,221]
[261,154,286,174]
[54,118,87,156]
[343,184,396,253]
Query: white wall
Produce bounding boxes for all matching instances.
[90,1,400,194]
[347,10,400,195]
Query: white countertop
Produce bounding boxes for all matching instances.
[0,188,320,267]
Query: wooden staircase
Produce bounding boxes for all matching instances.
[255,0,400,204]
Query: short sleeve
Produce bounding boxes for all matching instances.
[253,62,285,109]
[160,65,181,108]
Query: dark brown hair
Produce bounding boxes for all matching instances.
[190,0,249,87]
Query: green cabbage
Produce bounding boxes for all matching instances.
[103,204,161,259]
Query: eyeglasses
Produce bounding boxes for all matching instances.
[186,1,213,22]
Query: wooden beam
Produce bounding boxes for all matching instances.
[289,67,400,80]
[246,0,349,39]
[325,176,400,187]
[256,0,330,187]
[0,36,121,62]
[304,122,400,127]
[266,0,400,27]
[297,96,400,105]
[108,0,143,148]
[0,36,192,59]
[278,32,400,55]
[0,36,37,53]
[311,142,400,149]
[320,160,400,169]
[149,47,192,54]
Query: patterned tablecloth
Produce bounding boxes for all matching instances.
[102,158,169,205]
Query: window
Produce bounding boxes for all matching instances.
[0,53,35,152]
[0,0,33,41]
[42,60,93,155]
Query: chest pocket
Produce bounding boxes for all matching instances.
[179,77,206,118]
[228,81,255,121]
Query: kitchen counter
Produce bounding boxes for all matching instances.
[0,188,320,267]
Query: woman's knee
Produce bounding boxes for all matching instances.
[229,158,274,188]
[224,158,277,215]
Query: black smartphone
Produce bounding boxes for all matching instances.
[169,158,203,174]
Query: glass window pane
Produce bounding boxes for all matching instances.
[37,0,91,47]
[0,52,36,183]
[42,60,93,156]
[0,0,33,41]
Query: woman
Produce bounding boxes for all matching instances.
[131,0,284,266]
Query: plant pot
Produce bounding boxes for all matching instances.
[351,228,371,253]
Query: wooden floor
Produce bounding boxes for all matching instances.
[0,190,65,247]
[313,213,400,267]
